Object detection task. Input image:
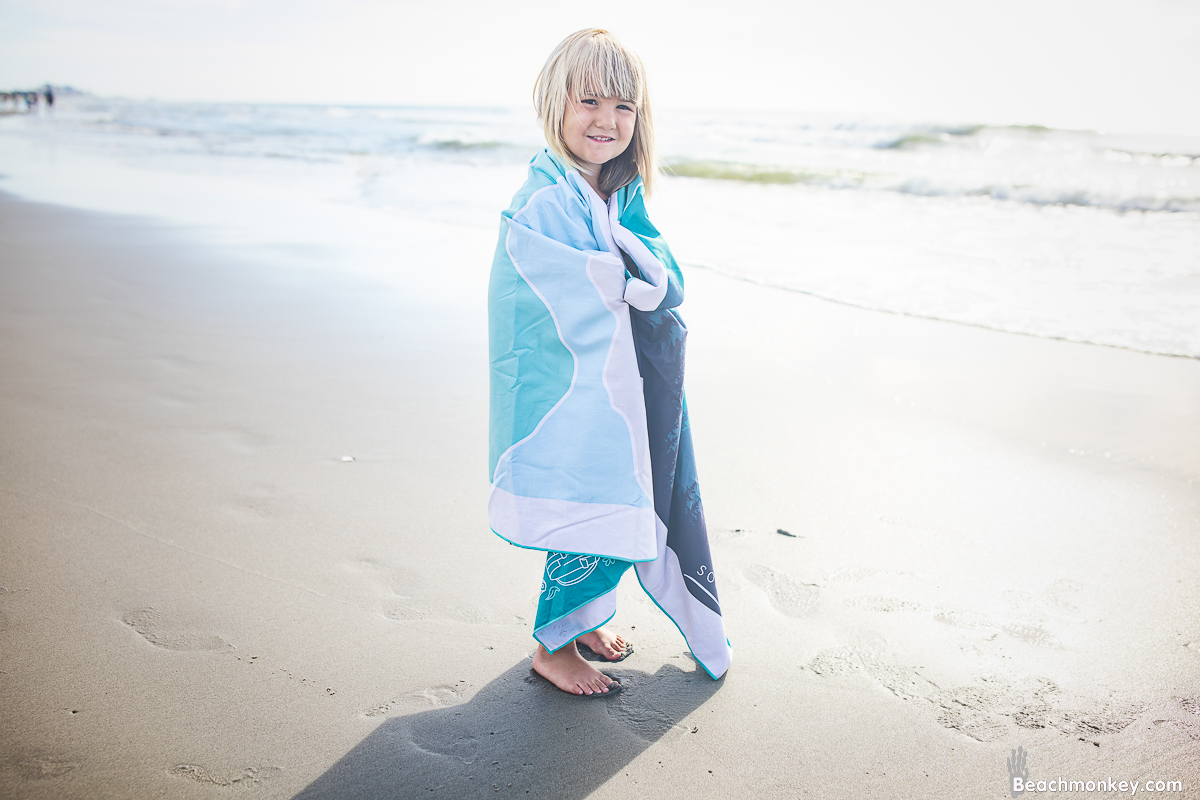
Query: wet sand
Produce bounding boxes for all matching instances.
[1,190,1198,799]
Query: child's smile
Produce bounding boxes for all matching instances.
[562,93,636,186]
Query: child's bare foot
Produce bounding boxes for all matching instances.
[532,643,618,695]
[576,627,631,661]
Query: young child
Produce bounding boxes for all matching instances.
[488,29,732,696]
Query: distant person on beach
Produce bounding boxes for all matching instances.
[487,29,732,696]
[43,86,54,110]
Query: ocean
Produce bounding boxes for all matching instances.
[1,96,1197,357]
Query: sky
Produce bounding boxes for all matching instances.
[1,0,1198,134]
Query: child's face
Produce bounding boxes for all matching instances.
[562,93,636,176]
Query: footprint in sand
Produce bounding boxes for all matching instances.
[0,586,14,634]
[1048,700,1146,739]
[405,719,479,765]
[745,565,818,617]
[825,567,889,582]
[936,678,1061,741]
[846,595,925,614]
[1004,579,1086,624]
[348,560,517,625]
[603,674,690,742]
[170,764,281,787]
[1038,578,1084,620]
[123,609,232,652]
[936,704,1011,742]
[606,694,681,740]
[380,597,439,622]
[807,640,1148,744]
[842,593,1062,647]
[1002,621,1062,649]
[365,685,466,718]
[381,593,516,625]
[1144,697,1200,743]
[833,573,1066,647]
[6,754,81,781]
[1152,719,1200,741]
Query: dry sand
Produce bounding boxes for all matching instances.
[1,190,1198,799]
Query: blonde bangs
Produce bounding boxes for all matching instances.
[565,40,642,105]
[534,29,657,196]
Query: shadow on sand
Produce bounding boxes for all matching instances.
[294,657,722,799]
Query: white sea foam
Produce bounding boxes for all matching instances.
[0,96,1196,357]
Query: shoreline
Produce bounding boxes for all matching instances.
[4,105,1199,362]
[684,259,1200,362]
[1,190,1197,798]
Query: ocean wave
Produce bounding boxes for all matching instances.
[1103,148,1197,167]
[8,98,1193,359]
[872,123,1112,150]
[418,138,511,151]
[893,178,1200,213]
[17,97,1199,215]
[875,124,984,149]
[662,159,869,186]
[662,156,1200,213]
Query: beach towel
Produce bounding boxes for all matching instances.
[488,149,731,679]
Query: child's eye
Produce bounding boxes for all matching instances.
[581,98,598,106]
[617,104,634,112]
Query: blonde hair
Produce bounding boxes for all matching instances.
[533,28,656,196]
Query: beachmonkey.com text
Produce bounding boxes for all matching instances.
[1008,747,1183,797]
[1013,777,1184,795]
